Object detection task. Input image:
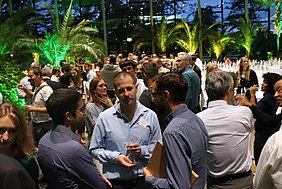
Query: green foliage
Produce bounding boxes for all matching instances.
[231,16,259,57]
[174,19,200,53]
[208,27,234,60]
[0,61,25,109]
[15,0,105,66]
[0,7,41,66]
[155,17,178,53]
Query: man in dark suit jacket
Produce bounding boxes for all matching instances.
[0,153,36,189]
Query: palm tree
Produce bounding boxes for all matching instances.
[174,19,200,53]
[0,7,40,56]
[132,23,152,52]
[155,17,178,53]
[208,28,233,61]
[233,16,258,57]
[18,0,105,66]
[256,0,282,55]
[273,3,282,55]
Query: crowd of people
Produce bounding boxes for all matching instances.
[0,52,282,189]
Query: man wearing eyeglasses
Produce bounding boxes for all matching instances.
[37,89,110,189]
[176,52,201,113]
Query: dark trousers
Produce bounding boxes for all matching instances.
[108,177,151,189]
[31,121,54,145]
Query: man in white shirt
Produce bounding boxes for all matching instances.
[19,67,53,145]
[197,70,254,189]
[254,79,282,189]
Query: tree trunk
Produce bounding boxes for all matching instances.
[0,0,3,13]
[54,0,59,31]
[8,0,12,16]
[150,0,155,54]
[102,0,108,56]
[245,0,249,22]
[198,0,203,59]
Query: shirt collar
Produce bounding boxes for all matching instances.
[53,125,80,142]
[113,101,148,122]
[165,104,188,124]
[208,100,228,108]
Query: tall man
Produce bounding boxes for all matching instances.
[89,72,162,189]
[144,73,208,189]
[37,89,109,189]
[176,52,200,113]
[197,70,254,189]
[19,67,53,144]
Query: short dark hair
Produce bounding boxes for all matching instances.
[46,89,81,126]
[84,62,93,68]
[119,60,137,69]
[29,67,42,77]
[52,67,60,75]
[109,54,116,64]
[155,72,188,104]
[142,61,158,79]
[114,71,137,89]
[263,72,282,95]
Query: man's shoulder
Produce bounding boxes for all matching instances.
[98,106,116,117]
[138,102,156,115]
[169,109,204,129]
[39,132,83,158]
[266,130,282,147]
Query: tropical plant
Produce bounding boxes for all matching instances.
[232,16,259,57]
[0,7,40,58]
[17,0,105,66]
[208,29,233,61]
[256,0,282,56]
[0,61,25,109]
[155,17,178,53]
[132,23,152,52]
[173,19,200,53]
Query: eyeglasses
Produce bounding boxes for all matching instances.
[176,60,183,62]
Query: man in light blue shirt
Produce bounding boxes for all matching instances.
[89,72,162,189]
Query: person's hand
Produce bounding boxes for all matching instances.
[101,174,112,188]
[24,105,35,112]
[235,94,252,107]
[18,84,25,90]
[99,96,113,107]
[143,167,153,177]
[117,154,136,167]
[249,86,257,96]
[126,143,141,157]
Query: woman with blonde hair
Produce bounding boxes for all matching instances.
[0,102,39,187]
[236,57,258,98]
[205,63,218,77]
